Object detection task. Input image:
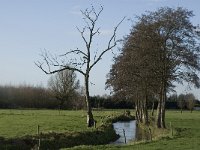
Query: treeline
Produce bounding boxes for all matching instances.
[168,93,200,112]
[90,96,134,109]
[0,84,199,110]
[0,84,134,109]
[0,85,84,109]
[90,94,200,110]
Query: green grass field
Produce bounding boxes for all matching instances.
[0,109,123,138]
[0,109,199,149]
[67,110,200,150]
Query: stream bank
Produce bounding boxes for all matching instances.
[0,113,134,149]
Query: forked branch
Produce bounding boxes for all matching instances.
[89,17,126,71]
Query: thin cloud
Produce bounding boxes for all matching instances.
[69,5,82,16]
[100,29,113,36]
[70,10,82,16]
[148,0,165,2]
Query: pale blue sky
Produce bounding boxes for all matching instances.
[0,0,200,98]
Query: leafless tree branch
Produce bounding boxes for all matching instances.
[89,17,126,70]
[35,5,123,127]
[60,48,88,58]
[35,61,85,75]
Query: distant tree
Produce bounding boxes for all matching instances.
[167,94,178,102]
[177,94,185,113]
[36,6,124,127]
[71,86,86,110]
[48,69,80,110]
[0,84,58,109]
[185,93,196,113]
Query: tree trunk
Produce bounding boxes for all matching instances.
[142,103,148,125]
[85,75,94,127]
[58,100,64,115]
[156,99,162,128]
[135,99,139,121]
[135,98,143,124]
[160,87,166,128]
[156,87,162,128]
[143,93,149,125]
[157,82,166,128]
[139,99,143,123]
[151,100,155,116]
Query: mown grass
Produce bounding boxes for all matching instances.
[66,110,200,150]
[0,109,124,138]
[0,109,199,149]
[0,109,130,149]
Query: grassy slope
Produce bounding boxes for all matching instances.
[0,109,123,138]
[67,110,200,150]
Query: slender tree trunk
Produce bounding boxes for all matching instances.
[156,100,162,128]
[157,82,166,128]
[151,100,155,116]
[58,100,64,115]
[135,99,139,121]
[141,101,145,123]
[59,104,61,115]
[85,75,94,127]
[143,92,149,125]
[140,99,144,123]
[160,87,166,128]
[135,98,143,124]
[156,88,162,128]
[136,97,148,125]
[142,103,148,125]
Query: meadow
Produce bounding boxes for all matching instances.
[67,110,200,150]
[0,109,199,149]
[0,109,124,138]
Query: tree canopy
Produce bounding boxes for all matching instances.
[107,7,200,128]
[48,69,80,109]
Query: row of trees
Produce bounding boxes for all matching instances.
[106,7,200,128]
[168,93,197,113]
[91,94,199,110]
[0,70,85,109]
[90,95,134,109]
[0,82,198,111]
[0,85,57,109]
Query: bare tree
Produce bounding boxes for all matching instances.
[177,94,185,113]
[185,93,196,113]
[71,86,86,110]
[35,6,124,127]
[48,69,79,111]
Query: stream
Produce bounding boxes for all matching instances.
[112,120,136,144]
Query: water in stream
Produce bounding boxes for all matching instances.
[112,120,136,144]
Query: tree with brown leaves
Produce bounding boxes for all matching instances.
[107,7,200,128]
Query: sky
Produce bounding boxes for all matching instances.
[0,0,200,98]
